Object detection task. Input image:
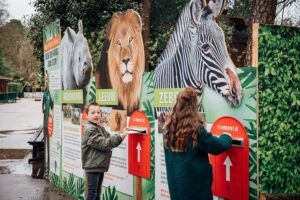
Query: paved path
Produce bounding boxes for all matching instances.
[0,174,75,200]
[0,98,43,149]
[0,98,75,200]
[0,98,43,132]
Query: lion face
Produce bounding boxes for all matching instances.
[107,10,144,86]
[112,26,139,83]
[97,9,145,115]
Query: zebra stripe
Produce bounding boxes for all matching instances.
[154,0,239,113]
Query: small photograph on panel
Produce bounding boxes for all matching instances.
[71,107,81,125]
[62,104,72,120]
[108,109,127,132]
[99,107,112,126]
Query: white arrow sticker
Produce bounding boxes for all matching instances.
[223,156,233,182]
[136,142,142,163]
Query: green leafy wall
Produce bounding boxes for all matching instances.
[258,25,300,193]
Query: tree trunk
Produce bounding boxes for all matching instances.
[141,0,152,72]
[246,0,277,66]
[252,0,277,24]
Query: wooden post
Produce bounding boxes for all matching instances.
[253,22,260,200]
[251,23,259,67]
[259,193,267,200]
[136,177,142,200]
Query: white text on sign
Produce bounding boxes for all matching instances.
[159,92,180,104]
[63,92,81,101]
[217,125,239,132]
[133,118,145,123]
[99,91,116,102]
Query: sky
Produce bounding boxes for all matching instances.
[6,0,35,21]
[275,1,300,26]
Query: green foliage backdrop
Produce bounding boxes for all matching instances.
[258,25,300,193]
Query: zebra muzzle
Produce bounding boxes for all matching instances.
[226,68,242,106]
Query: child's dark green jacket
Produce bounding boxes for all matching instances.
[81,121,122,172]
[164,127,232,200]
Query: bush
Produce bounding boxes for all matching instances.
[7,82,23,93]
[258,25,300,193]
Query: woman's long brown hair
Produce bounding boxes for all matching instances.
[164,87,201,152]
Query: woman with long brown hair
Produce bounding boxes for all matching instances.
[163,87,232,200]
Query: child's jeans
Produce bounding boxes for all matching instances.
[86,172,104,200]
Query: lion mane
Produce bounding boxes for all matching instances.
[96,9,145,115]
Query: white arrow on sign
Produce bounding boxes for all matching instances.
[223,156,233,182]
[136,142,142,163]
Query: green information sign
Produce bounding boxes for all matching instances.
[43,19,60,43]
[62,90,83,104]
[53,90,62,105]
[96,89,118,105]
[154,88,184,108]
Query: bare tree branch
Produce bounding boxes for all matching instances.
[276,0,287,5]
[275,0,296,17]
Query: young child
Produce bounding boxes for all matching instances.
[81,102,127,200]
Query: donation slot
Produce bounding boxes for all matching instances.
[231,138,244,147]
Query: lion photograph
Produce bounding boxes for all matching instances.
[96,9,145,116]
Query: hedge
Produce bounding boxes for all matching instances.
[7,82,23,93]
[258,25,300,193]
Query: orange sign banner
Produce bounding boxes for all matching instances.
[44,34,61,52]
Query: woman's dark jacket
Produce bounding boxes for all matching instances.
[164,127,232,200]
[81,121,122,172]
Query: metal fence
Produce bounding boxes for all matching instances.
[0,92,18,102]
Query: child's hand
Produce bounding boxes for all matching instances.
[121,127,130,133]
[120,133,127,140]
[124,127,130,131]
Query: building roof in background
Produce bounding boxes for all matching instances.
[27,72,40,81]
[0,76,13,81]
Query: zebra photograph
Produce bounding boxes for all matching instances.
[154,0,243,112]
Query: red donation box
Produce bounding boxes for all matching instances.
[128,111,151,179]
[210,116,249,200]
